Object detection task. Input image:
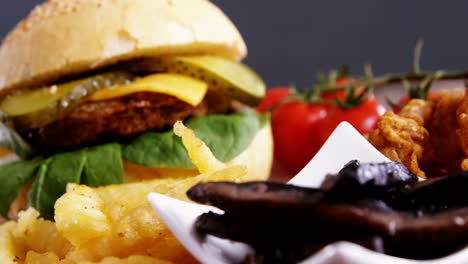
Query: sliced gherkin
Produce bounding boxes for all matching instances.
[140,55,266,106]
[0,72,135,130]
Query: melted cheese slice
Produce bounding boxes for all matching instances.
[89,73,208,106]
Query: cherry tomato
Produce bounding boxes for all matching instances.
[334,77,358,88]
[256,87,292,113]
[271,101,328,175]
[320,89,346,101]
[393,92,438,112]
[264,79,385,178]
[320,78,361,102]
[318,96,383,144]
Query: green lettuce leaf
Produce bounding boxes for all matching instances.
[123,110,267,168]
[27,143,123,220]
[82,143,124,187]
[0,158,42,218]
[28,151,86,220]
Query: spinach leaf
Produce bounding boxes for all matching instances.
[123,110,267,168]
[27,143,123,220]
[0,158,42,218]
[28,151,86,220]
[0,122,33,159]
[28,162,49,217]
[186,111,261,162]
[82,143,123,187]
[122,131,192,168]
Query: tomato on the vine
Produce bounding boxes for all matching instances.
[256,87,292,113]
[334,77,358,88]
[318,95,383,144]
[258,78,385,178]
[320,77,360,101]
[271,101,328,174]
[389,77,439,112]
[318,79,384,141]
[392,92,438,113]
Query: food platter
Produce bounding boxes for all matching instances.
[2,1,468,263]
[148,122,468,263]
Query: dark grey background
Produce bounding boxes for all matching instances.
[1,1,467,88]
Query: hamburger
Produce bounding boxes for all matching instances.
[0,0,272,222]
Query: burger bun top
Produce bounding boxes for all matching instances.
[0,0,247,95]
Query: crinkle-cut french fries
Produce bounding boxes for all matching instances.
[14,209,72,259]
[23,252,172,264]
[56,169,237,263]
[24,251,71,264]
[0,222,20,263]
[55,184,111,247]
[0,208,71,264]
[0,121,248,263]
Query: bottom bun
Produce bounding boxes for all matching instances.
[225,123,273,181]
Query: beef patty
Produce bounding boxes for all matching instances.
[22,91,231,152]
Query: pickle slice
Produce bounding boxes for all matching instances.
[145,56,266,106]
[0,72,135,130]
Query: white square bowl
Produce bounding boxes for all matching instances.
[148,122,468,264]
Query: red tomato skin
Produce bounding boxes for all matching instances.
[256,87,292,113]
[393,92,438,112]
[334,77,358,88]
[320,82,364,102]
[318,98,382,144]
[320,90,346,101]
[271,102,328,174]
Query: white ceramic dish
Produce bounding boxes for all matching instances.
[148,122,468,264]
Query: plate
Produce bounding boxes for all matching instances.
[147,122,468,264]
